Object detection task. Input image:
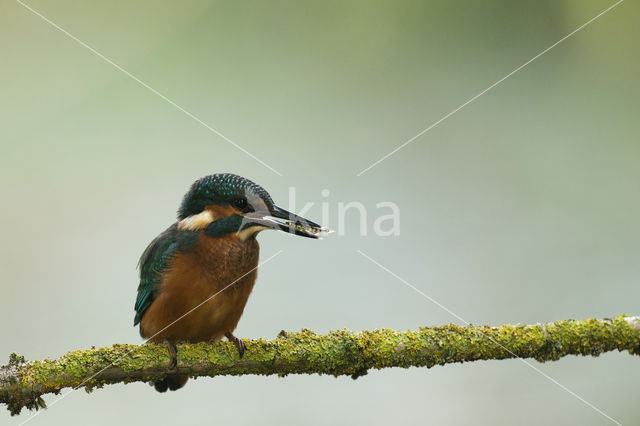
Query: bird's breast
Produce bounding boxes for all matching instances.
[196,233,260,285]
[140,233,260,342]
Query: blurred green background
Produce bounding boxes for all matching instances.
[1,0,639,425]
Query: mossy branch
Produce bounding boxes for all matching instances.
[2,315,639,415]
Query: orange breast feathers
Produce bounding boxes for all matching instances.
[140,233,260,343]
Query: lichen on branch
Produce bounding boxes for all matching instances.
[2,315,639,415]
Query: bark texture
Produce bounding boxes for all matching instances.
[2,315,639,415]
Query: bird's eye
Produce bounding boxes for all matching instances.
[233,198,248,210]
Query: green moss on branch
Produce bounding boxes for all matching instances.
[2,315,639,415]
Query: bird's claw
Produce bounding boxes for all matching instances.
[235,338,246,358]
[225,332,245,358]
[164,339,178,369]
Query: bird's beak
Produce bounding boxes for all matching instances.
[242,205,328,239]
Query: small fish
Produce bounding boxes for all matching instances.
[286,221,331,235]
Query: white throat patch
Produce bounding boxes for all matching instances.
[236,225,270,242]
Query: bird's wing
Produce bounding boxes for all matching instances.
[134,223,199,326]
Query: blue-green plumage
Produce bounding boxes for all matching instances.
[178,173,274,219]
[134,224,199,326]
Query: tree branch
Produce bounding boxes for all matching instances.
[2,315,639,415]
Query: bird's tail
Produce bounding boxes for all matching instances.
[153,374,189,392]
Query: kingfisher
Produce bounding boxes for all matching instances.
[134,173,325,392]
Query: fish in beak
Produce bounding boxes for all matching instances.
[242,205,328,239]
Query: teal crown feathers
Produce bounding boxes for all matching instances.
[178,173,274,219]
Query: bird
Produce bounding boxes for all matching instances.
[133,173,325,392]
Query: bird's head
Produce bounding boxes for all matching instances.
[177,173,326,240]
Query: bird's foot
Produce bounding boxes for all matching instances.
[164,339,178,369]
[225,332,245,358]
